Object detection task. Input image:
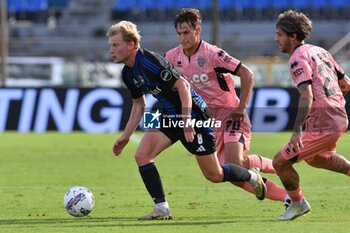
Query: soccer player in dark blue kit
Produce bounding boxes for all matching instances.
[107,20,266,220]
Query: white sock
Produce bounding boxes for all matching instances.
[248,170,258,184]
[155,201,169,212]
[284,194,291,202]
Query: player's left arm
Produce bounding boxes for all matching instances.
[173,76,196,143]
[235,64,254,121]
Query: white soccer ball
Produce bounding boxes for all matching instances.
[63,186,95,217]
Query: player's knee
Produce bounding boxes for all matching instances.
[242,157,250,168]
[203,173,222,183]
[272,154,284,172]
[134,152,152,166]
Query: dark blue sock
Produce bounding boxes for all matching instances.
[221,163,251,182]
[139,162,166,204]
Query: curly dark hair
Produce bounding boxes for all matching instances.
[276,10,313,41]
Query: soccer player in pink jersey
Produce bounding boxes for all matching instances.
[273,10,350,221]
[165,8,289,204]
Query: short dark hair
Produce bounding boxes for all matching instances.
[174,8,202,29]
[276,10,312,41]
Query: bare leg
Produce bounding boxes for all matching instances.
[135,131,172,166]
[273,151,300,191]
[195,153,224,182]
[305,154,350,175]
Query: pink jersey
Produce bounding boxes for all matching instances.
[165,40,241,109]
[166,40,251,164]
[289,44,348,133]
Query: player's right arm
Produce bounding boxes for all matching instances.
[113,95,146,156]
[235,64,254,122]
[289,82,313,153]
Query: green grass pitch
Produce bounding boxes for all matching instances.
[0,132,349,233]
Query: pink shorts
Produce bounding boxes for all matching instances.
[212,108,251,164]
[280,131,344,162]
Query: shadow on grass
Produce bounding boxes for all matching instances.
[0,215,274,228]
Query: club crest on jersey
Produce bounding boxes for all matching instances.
[197,57,205,67]
[160,70,172,81]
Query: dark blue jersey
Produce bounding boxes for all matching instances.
[122,48,210,120]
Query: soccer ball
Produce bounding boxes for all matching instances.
[63,186,95,217]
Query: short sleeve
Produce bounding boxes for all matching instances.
[208,46,241,75]
[289,53,313,87]
[122,69,144,99]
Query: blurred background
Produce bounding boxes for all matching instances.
[1,0,350,88]
[1,0,350,133]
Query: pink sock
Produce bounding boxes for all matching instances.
[287,188,304,202]
[240,179,287,202]
[264,179,288,201]
[247,155,276,174]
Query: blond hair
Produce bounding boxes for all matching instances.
[107,21,141,49]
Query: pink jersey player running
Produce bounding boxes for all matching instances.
[166,8,289,203]
[273,10,350,221]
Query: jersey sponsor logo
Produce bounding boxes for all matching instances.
[197,57,205,67]
[192,74,209,83]
[190,74,211,89]
[160,70,172,81]
[149,86,162,96]
[293,68,304,77]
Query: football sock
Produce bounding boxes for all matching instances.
[287,187,304,202]
[155,201,170,212]
[264,178,288,201]
[139,162,166,204]
[284,194,291,202]
[246,155,276,174]
[248,169,258,184]
[239,178,287,201]
[221,163,251,182]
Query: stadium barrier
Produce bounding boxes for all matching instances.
[1,87,349,133]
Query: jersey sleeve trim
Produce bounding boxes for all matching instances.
[232,62,242,75]
[335,67,345,80]
[297,79,312,88]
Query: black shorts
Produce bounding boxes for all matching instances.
[159,122,216,156]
